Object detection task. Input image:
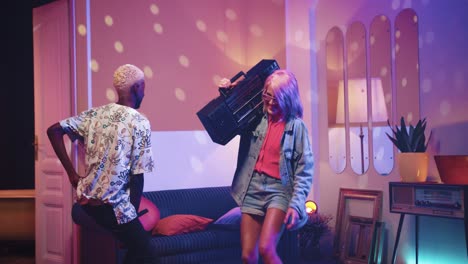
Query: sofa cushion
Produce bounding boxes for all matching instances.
[152,214,213,236]
[150,229,240,256]
[138,196,160,232]
[213,207,241,225]
[143,187,237,220]
[207,206,241,231]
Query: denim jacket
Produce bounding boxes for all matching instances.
[231,115,314,230]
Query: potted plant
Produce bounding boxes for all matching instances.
[386,116,432,182]
[299,213,333,260]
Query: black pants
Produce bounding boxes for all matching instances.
[82,204,158,264]
[82,175,158,264]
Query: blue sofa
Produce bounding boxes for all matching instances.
[72,186,300,264]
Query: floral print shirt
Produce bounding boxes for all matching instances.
[60,103,154,224]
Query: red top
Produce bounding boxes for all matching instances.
[254,118,285,179]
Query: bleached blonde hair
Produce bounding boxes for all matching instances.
[113,64,144,92]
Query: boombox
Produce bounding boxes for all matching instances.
[197,59,280,145]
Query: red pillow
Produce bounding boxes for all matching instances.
[138,196,160,231]
[152,214,213,236]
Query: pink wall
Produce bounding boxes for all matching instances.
[81,0,286,131]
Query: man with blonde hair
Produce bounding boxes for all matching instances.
[47,64,158,263]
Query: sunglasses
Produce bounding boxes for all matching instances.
[262,91,277,103]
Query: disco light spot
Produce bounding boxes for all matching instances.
[350,41,359,52]
[425,31,435,44]
[196,20,207,32]
[213,75,222,87]
[90,59,99,72]
[311,40,320,52]
[114,41,124,53]
[104,15,113,26]
[225,9,237,21]
[216,30,228,43]
[78,24,87,36]
[385,93,392,104]
[406,113,413,123]
[250,24,263,37]
[392,0,401,10]
[380,67,388,77]
[295,30,304,42]
[421,78,432,93]
[194,131,208,145]
[153,23,163,34]
[175,87,186,101]
[143,66,153,79]
[106,88,116,102]
[179,55,190,68]
[190,156,204,174]
[150,4,159,15]
[440,100,451,116]
[401,77,407,87]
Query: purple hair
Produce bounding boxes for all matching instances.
[263,69,303,120]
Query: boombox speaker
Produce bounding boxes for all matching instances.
[197,59,280,145]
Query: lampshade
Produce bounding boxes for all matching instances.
[370,78,388,122]
[336,78,387,124]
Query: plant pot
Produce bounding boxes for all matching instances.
[397,152,429,182]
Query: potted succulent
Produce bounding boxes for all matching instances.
[299,213,333,260]
[386,116,432,182]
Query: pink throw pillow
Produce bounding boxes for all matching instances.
[152,214,213,236]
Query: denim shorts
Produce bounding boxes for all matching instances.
[241,171,289,216]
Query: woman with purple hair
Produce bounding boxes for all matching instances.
[220,69,314,264]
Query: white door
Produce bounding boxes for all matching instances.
[33,0,75,263]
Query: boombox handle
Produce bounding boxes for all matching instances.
[218,71,246,98]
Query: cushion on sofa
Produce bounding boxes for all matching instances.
[207,206,242,231]
[152,214,213,236]
[213,206,241,225]
[138,196,160,232]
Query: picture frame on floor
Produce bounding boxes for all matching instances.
[333,188,383,264]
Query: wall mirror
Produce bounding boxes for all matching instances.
[346,22,369,175]
[395,8,420,123]
[326,27,346,173]
[333,188,383,263]
[326,9,420,175]
[369,15,394,175]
